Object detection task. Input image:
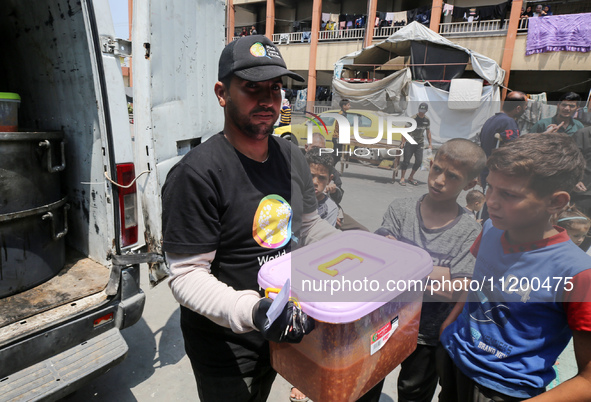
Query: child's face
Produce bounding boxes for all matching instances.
[427,156,475,202]
[485,171,557,239]
[309,163,332,200]
[566,223,590,246]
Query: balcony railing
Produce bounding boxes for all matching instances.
[265,19,530,45]
[319,27,365,41]
[439,19,508,35]
[272,28,366,44]
[373,25,405,39]
[438,18,531,36]
[517,17,529,32]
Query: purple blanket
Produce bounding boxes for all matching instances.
[526,13,591,56]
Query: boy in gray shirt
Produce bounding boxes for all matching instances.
[376,139,486,402]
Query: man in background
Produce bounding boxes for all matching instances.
[530,92,583,135]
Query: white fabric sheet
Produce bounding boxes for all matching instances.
[448,79,484,110]
[408,82,501,146]
[331,68,412,113]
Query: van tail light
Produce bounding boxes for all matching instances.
[116,163,138,247]
[94,312,114,327]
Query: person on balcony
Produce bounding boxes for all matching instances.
[521,5,533,18]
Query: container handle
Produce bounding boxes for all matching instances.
[42,203,70,240]
[264,287,300,308]
[318,253,364,277]
[39,140,66,173]
[265,287,282,298]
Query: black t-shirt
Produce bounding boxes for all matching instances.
[161,132,316,373]
[410,114,430,145]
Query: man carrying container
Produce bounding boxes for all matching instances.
[161,35,337,401]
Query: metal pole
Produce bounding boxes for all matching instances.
[364,0,378,49]
[501,0,523,99]
[430,0,443,33]
[266,0,275,40]
[306,0,322,113]
[227,0,235,45]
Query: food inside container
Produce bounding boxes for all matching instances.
[258,231,433,402]
[0,92,21,132]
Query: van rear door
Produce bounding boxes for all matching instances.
[132,0,226,284]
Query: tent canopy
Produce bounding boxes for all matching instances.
[336,22,505,86]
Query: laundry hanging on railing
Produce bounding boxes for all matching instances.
[407,7,431,26]
[279,33,290,45]
[355,16,366,28]
[448,1,511,25]
[392,11,407,24]
[295,89,307,112]
[526,13,591,56]
[443,4,454,17]
[318,13,367,31]
[316,86,331,102]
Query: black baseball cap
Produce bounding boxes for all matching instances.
[419,102,428,112]
[218,35,305,82]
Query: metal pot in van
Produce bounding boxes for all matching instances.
[0,131,65,214]
[0,197,69,298]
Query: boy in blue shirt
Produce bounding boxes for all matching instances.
[439,133,591,401]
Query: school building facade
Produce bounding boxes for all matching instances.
[227,0,591,103]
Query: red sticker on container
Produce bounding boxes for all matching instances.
[370,316,399,355]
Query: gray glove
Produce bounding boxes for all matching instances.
[252,298,315,343]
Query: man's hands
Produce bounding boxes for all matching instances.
[252,298,315,343]
[542,121,565,134]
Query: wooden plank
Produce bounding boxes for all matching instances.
[0,250,110,328]
[340,138,402,181]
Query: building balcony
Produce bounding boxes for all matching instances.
[264,18,531,45]
[256,16,590,76]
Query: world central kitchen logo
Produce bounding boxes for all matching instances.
[304,111,418,157]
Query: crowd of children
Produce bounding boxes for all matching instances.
[291,92,591,401]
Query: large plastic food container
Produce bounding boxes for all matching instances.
[258,231,433,402]
[0,92,21,132]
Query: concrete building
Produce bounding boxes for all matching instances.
[228,0,591,103]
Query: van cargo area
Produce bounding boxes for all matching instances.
[0,0,145,399]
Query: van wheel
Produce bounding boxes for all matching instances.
[282,133,298,146]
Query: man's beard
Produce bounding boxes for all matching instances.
[226,98,277,140]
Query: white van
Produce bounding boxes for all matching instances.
[0,0,225,399]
